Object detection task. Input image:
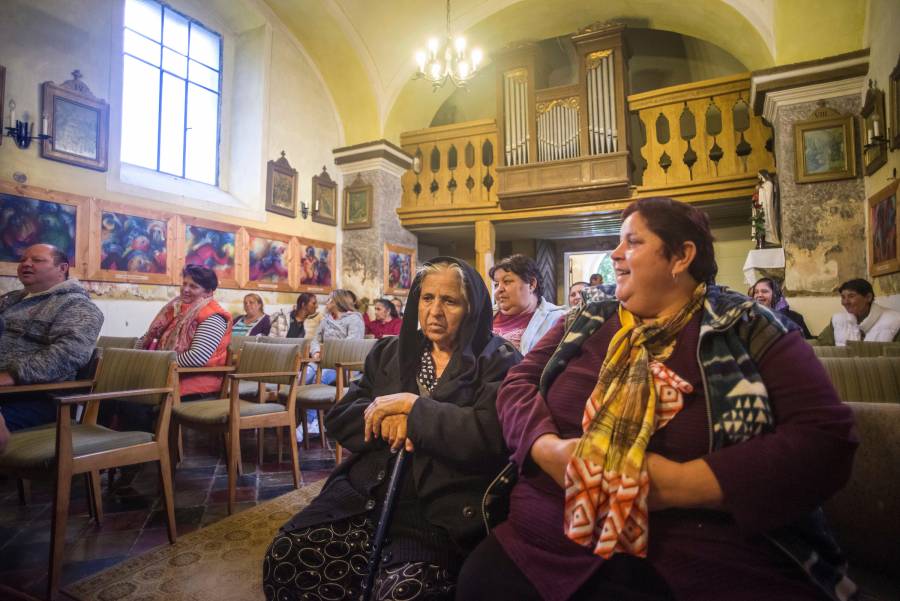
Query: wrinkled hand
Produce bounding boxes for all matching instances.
[364,392,418,444]
[378,415,415,452]
[531,434,579,488]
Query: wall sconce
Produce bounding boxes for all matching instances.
[299,201,310,219]
[5,100,51,149]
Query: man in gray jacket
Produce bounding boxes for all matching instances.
[0,244,104,430]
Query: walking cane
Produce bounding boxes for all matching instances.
[361,447,408,601]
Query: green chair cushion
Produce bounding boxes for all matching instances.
[0,425,153,469]
[293,384,336,404]
[173,399,286,424]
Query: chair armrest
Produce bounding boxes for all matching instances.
[55,387,173,405]
[0,380,94,395]
[177,366,236,374]
[334,361,364,371]
[227,371,298,381]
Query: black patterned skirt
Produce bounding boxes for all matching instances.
[263,515,455,601]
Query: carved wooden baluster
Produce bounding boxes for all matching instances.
[429,146,441,195]
[412,147,423,199]
[447,144,458,202]
[679,102,697,180]
[655,113,672,180]
[482,139,494,194]
[705,99,723,177]
[733,96,752,172]
[464,141,476,197]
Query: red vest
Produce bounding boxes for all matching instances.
[177,300,232,397]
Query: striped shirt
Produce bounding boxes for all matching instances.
[177,313,227,367]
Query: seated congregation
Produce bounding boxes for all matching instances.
[3,197,896,601]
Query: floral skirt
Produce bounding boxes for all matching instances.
[263,516,455,601]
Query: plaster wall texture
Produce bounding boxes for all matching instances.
[340,168,417,303]
[0,0,342,324]
[775,95,867,296]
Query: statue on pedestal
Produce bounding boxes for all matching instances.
[751,170,780,248]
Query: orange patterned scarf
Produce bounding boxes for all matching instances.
[563,283,705,558]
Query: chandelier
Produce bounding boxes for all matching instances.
[414,0,483,89]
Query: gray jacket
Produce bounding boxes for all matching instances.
[0,279,104,384]
[310,311,365,356]
[520,298,565,355]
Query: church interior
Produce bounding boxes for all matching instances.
[1,0,899,600]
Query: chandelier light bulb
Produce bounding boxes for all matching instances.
[430,62,442,79]
[415,51,427,70]
[413,0,484,89]
[454,37,466,53]
[427,37,440,54]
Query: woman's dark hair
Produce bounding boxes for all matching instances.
[182,264,218,292]
[296,293,316,311]
[621,197,718,283]
[375,297,400,319]
[489,254,543,299]
[838,278,874,299]
[749,277,783,306]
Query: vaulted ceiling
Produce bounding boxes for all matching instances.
[261,0,867,145]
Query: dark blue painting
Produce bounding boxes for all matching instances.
[0,193,77,263]
[100,210,167,273]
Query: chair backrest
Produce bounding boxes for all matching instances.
[76,347,103,380]
[846,340,900,357]
[819,357,900,404]
[319,338,378,370]
[812,345,853,358]
[235,342,304,386]
[228,334,254,355]
[824,402,900,575]
[883,345,900,357]
[92,348,177,405]
[96,336,139,350]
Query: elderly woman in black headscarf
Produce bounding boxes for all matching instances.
[263,257,520,601]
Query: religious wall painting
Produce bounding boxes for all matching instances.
[312,166,338,226]
[889,53,900,151]
[242,229,294,292]
[40,71,109,172]
[868,179,900,277]
[384,243,415,295]
[176,216,241,289]
[0,181,88,277]
[265,151,297,218]
[296,237,335,293]
[793,105,856,184]
[89,201,174,284]
[0,65,5,147]
[343,175,373,230]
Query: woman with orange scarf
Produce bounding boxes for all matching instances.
[458,198,858,601]
[138,265,233,399]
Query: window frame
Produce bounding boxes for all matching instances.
[121,0,224,186]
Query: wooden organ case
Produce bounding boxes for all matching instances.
[495,23,631,210]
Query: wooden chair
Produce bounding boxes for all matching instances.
[0,348,179,600]
[171,342,305,514]
[293,338,377,463]
[96,335,139,350]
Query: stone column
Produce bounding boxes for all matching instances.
[474,220,496,291]
[753,56,868,295]
[333,140,415,303]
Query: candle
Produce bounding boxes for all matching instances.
[873,117,880,138]
[8,106,15,128]
[867,129,874,145]
[42,114,48,136]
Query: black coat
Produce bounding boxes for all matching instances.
[282,257,521,558]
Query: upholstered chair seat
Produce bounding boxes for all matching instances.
[2,425,153,470]
[173,399,287,424]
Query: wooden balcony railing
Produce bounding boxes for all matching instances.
[399,119,500,214]
[628,73,775,197]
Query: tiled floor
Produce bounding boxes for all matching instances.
[0,428,335,599]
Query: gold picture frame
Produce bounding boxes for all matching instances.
[40,71,109,172]
[383,243,416,295]
[265,151,297,218]
[242,229,296,292]
[860,80,887,176]
[889,54,900,151]
[868,179,900,278]
[793,105,856,184]
[343,174,373,230]
[296,237,336,293]
[88,200,175,285]
[311,166,338,226]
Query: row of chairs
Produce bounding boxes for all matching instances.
[0,335,376,600]
[810,340,900,357]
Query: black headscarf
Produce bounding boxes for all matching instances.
[397,256,497,394]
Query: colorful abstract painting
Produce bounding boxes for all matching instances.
[100,210,167,273]
[248,235,289,283]
[0,192,78,263]
[299,242,333,289]
[384,243,415,295]
[184,224,236,281]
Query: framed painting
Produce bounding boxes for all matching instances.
[40,71,109,172]
[343,175,373,230]
[0,65,5,147]
[176,216,241,289]
[296,237,335,293]
[793,105,856,184]
[88,201,175,285]
[265,151,297,218]
[242,228,295,292]
[312,166,338,226]
[868,179,900,278]
[0,181,89,277]
[384,243,415,295]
